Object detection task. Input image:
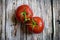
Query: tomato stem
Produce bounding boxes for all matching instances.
[32,19,37,28]
[21,11,30,22]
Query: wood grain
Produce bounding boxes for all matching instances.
[53,0,60,40]
[0,0,2,40]
[1,0,59,40]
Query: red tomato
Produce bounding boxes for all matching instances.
[25,17,44,33]
[15,5,33,23]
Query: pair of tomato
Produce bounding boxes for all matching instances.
[15,5,44,34]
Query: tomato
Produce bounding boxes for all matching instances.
[15,5,33,23]
[25,17,44,33]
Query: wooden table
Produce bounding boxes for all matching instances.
[0,0,60,40]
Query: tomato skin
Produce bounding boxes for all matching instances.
[15,5,33,23]
[25,17,44,34]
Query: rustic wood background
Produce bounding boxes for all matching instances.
[0,0,60,40]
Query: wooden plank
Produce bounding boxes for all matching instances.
[5,0,21,40]
[57,1,60,40]
[53,1,58,40]
[53,0,60,40]
[38,0,52,40]
[0,0,2,40]
[1,0,6,40]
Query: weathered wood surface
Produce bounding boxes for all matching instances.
[1,0,60,40]
[53,0,60,40]
[0,0,2,40]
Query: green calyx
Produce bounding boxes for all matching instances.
[21,11,30,22]
[32,19,37,28]
[21,11,26,17]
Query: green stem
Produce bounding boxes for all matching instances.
[32,19,37,28]
[21,11,30,22]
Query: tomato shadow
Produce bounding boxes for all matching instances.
[11,14,33,36]
[11,14,17,24]
[20,23,33,35]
